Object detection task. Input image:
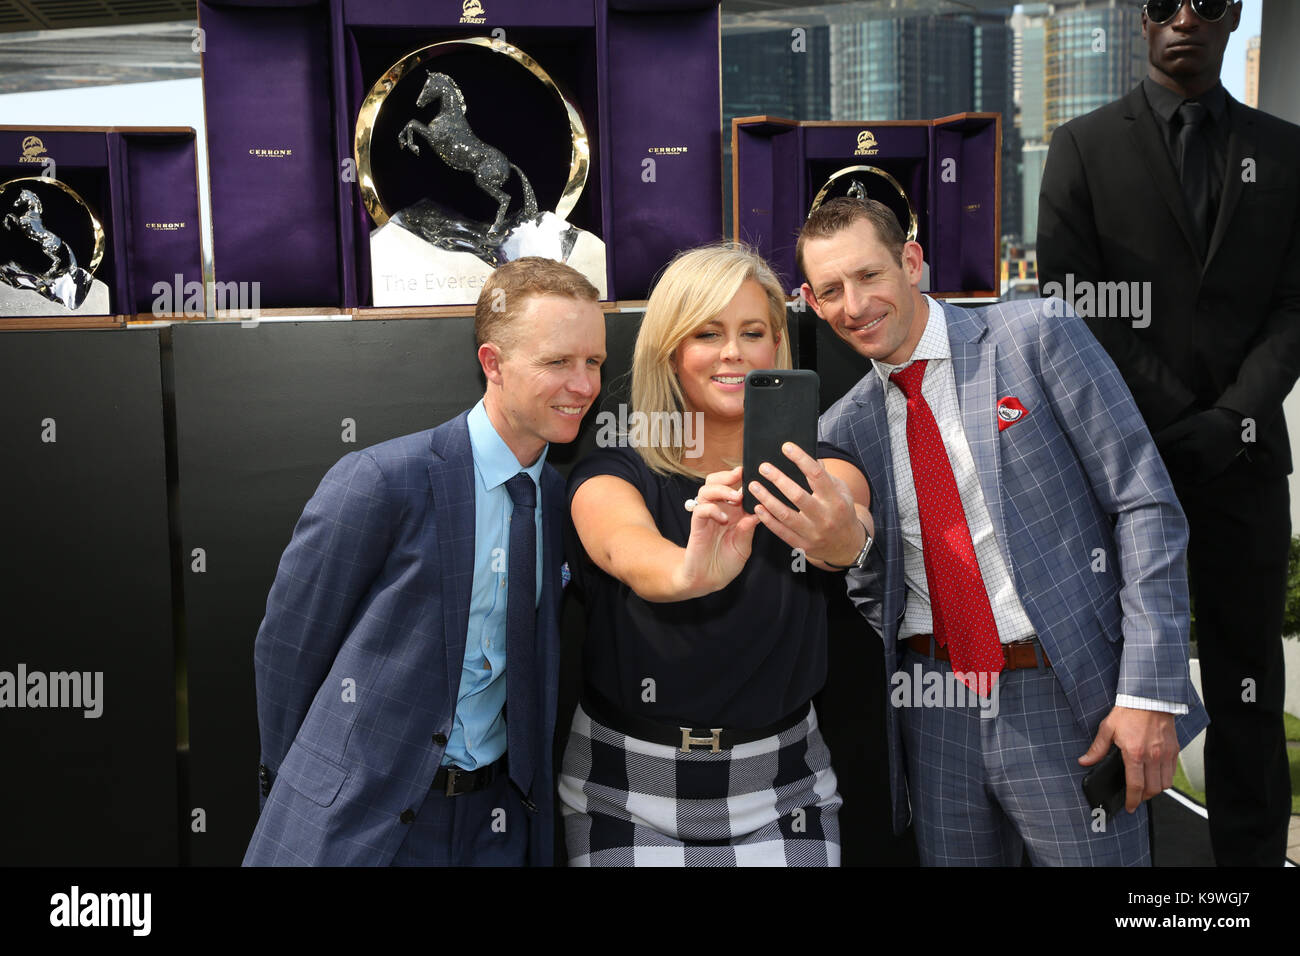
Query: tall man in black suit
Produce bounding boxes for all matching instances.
[1038,0,1300,865]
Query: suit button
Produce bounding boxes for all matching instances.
[432,732,448,746]
[399,809,415,824]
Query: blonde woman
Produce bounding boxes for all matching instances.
[559,243,873,866]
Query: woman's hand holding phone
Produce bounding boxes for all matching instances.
[748,444,872,570]
[673,465,761,600]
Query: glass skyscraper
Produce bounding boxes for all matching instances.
[721,24,831,235]
[829,16,979,122]
[1044,1,1145,136]
[827,12,1018,244]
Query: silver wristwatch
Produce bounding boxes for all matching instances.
[825,521,873,571]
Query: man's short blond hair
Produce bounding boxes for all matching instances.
[474,257,600,355]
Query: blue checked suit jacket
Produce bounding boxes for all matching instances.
[819,298,1210,835]
[243,411,564,866]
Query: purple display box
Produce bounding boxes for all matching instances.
[199,0,722,310]
[0,126,202,322]
[732,113,1002,298]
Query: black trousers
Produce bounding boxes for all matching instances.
[1176,461,1292,866]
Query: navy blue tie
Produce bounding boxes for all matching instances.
[504,473,537,799]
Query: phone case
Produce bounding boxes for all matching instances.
[742,369,820,514]
[1081,745,1127,818]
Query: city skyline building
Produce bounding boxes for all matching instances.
[719,2,1154,252]
[721,24,831,236]
[1013,3,1051,142]
[1011,1,1145,249]
[1246,34,1260,108]
[826,11,1019,243]
[1043,0,1145,137]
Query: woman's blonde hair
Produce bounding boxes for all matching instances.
[630,242,792,477]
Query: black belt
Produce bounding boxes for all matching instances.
[582,687,811,753]
[432,756,505,796]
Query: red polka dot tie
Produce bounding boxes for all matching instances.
[890,360,1003,692]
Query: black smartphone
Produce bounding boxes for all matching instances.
[1081,745,1127,819]
[742,369,820,514]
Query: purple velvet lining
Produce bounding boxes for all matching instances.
[930,127,963,291]
[200,2,342,308]
[602,5,721,298]
[931,115,998,293]
[122,134,203,315]
[0,127,201,316]
[735,115,1001,296]
[1,129,108,167]
[959,121,997,290]
[342,0,596,27]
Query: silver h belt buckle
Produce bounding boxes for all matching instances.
[679,727,723,752]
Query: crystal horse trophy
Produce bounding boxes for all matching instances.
[0,179,108,317]
[397,72,538,238]
[356,38,607,307]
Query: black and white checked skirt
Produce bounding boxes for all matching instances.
[558,701,842,866]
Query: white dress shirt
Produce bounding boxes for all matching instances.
[874,296,1185,715]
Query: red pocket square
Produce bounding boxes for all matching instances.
[997,397,1028,431]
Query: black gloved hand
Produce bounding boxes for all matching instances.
[1153,407,1245,483]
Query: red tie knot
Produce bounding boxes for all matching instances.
[890,359,928,398]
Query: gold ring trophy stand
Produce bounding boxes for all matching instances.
[808,163,930,291]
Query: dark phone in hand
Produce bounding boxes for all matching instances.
[742,369,820,514]
[1082,746,1127,818]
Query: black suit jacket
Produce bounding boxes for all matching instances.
[1037,83,1300,477]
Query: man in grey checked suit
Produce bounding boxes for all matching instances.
[243,258,606,866]
[800,199,1208,865]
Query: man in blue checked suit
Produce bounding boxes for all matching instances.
[799,199,1208,865]
[243,258,606,866]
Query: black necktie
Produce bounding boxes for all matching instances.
[1177,101,1211,255]
[504,473,537,798]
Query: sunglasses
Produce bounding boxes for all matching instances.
[1144,0,1234,25]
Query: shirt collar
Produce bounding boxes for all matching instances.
[871,295,949,388]
[467,399,548,492]
[1143,75,1228,127]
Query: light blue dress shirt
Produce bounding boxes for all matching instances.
[441,400,546,770]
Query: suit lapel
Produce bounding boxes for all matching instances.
[1125,87,1205,268]
[429,415,476,713]
[1206,96,1255,268]
[851,376,904,641]
[945,302,1014,578]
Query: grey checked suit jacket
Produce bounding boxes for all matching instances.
[243,411,565,865]
[819,298,1209,834]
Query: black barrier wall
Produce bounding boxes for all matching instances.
[0,329,178,866]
